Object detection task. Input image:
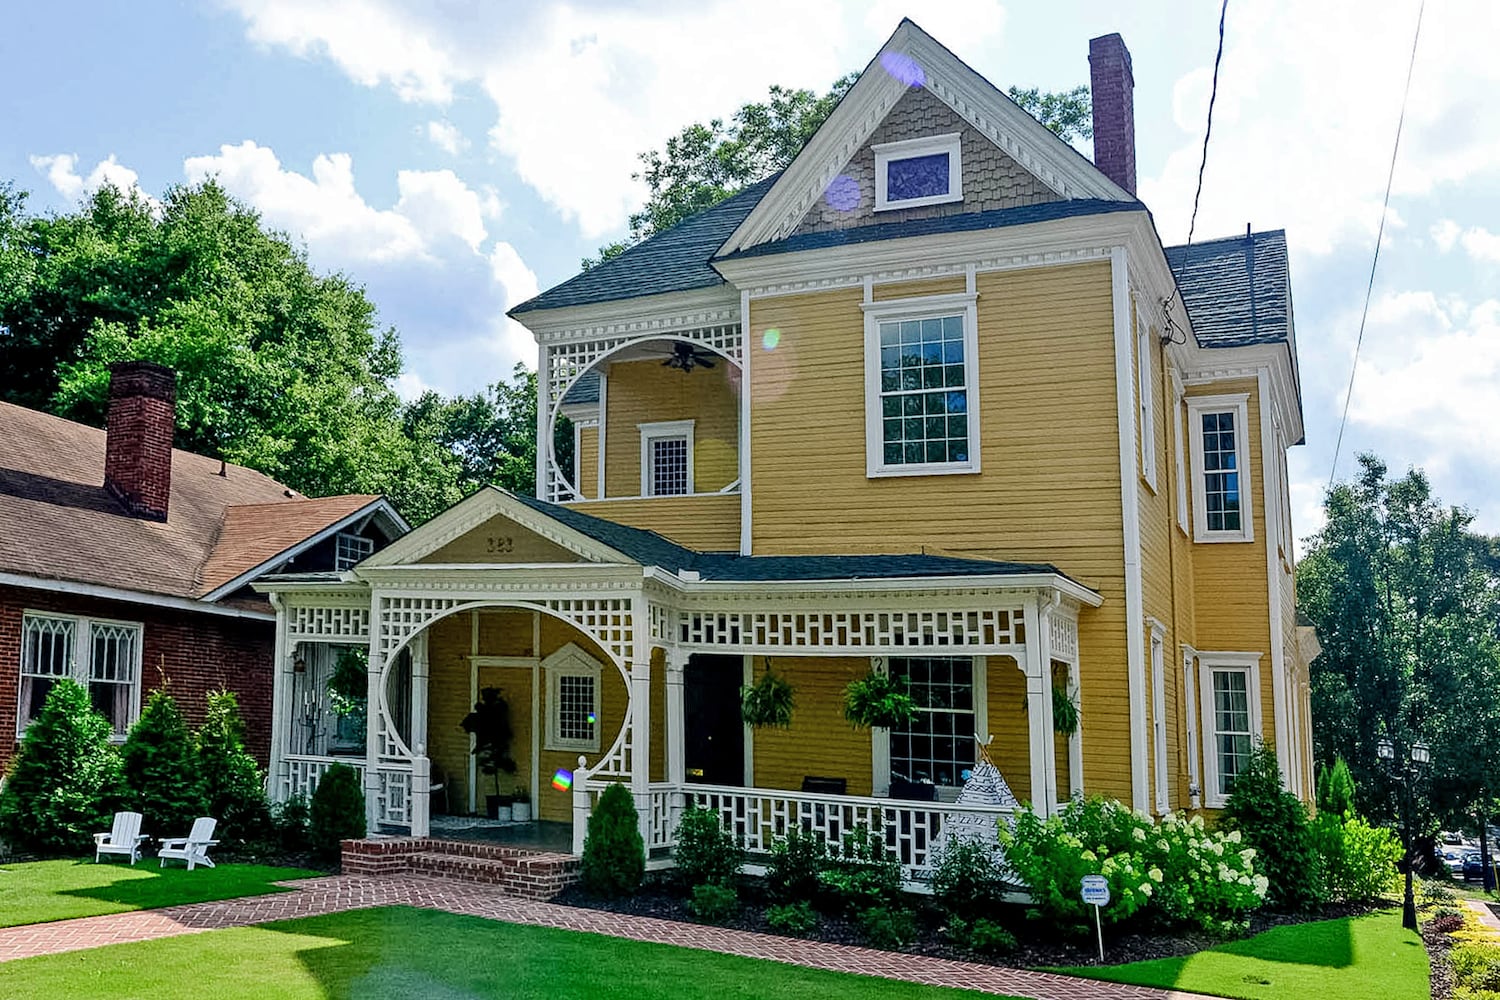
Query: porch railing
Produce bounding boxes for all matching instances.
[282,754,414,828]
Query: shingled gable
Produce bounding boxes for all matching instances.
[716,18,1134,259]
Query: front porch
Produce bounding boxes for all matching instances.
[257,489,1099,888]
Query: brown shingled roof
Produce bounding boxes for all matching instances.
[0,401,379,602]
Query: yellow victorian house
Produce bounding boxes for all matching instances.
[259,20,1314,889]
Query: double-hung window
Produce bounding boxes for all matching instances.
[888,656,983,790]
[544,643,601,753]
[639,420,694,497]
[1187,393,1253,542]
[863,294,980,477]
[19,612,142,738]
[873,133,963,211]
[1197,653,1262,807]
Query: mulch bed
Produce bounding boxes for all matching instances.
[1422,919,1456,1000]
[553,875,1375,969]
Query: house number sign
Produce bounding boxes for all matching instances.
[485,536,515,554]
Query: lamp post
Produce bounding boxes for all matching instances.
[1378,736,1431,931]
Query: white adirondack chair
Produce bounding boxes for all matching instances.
[158,817,219,871]
[94,811,150,864]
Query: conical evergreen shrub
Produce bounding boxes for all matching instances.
[581,781,644,896]
[122,688,206,835]
[197,690,269,844]
[309,762,366,861]
[0,679,121,853]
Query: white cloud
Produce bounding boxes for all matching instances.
[1431,218,1461,252]
[221,0,1007,238]
[1141,0,1500,256]
[30,153,150,204]
[426,119,469,155]
[488,241,542,365]
[1460,226,1500,263]
[393,168,489,252]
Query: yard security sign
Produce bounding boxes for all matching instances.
[1080,875,1109,962]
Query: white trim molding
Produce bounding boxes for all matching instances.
[1181,645,1202,808]
[874,132,963,211]
[1148,618,1168,814]
[1186,392,1254,543]
[2,572,275,621]
[862,291,981,478]
[1197,651,1264,809]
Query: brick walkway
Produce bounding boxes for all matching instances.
[0,874,1221,1000]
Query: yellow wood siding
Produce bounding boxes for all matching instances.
[751,656,873,795]
[987,657,1033,803]
[746,261,1134,802]
[562,494,740,552]
[869,275,968,301]
[577,426,599,499]
[602,358,739,497]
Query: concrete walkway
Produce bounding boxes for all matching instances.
[0,874,1223,1000]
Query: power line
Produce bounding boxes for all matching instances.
[1328,0,1426,490]
[1187,0,1230,248]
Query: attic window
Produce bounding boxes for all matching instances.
[335,532,374,570]
[873,133,963,211]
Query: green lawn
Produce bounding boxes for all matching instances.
[1054,909,1429,1000]
[0,858,321,927]
[0,906,1008,999]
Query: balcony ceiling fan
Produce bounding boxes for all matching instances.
[661,340,717,372]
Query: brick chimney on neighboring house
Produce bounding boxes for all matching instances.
[104,361,176,521]
[1089,33,1137,196]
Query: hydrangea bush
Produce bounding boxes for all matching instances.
[997,797,1266,934]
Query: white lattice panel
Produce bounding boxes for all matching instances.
[683,784,1014,878]
[375,595,634,667]
[649,603,672,643]
[1049,613,1079,663]
[288,606,370,642]
[674,607,1025,654]
[377,766,412,826]
[377,597,458,657]
[283,755,346,802]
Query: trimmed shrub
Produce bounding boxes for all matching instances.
[689,881,739,923]
[766,900,818,937]
[0,679,121,853]
[1314,812,1401,903]
[766,824,827,902]
[274,795,312,853]
[196,690,269,844]
[309,763,366,860]
[932,836,1008,919]
[581,782,644,897]
[673,806,741,889]
[857,904,917,949]
[947,916,1018,955]
[1222,743,1323,912]
[122,689,206,836]
[817,825,902,914]
[1452,940,1500,994]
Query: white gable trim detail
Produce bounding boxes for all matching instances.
[357,487,636,569]
[720,19,1130,256]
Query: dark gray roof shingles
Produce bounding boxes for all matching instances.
[1163,230,1292,348]
[508,175,780,316]
[510,490,1076,585]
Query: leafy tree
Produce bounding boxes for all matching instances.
[121,689,206,836]
[1299,454,1500,832]
[584,78,1092,269]
[196,690,270,844]
[0,679,122,853]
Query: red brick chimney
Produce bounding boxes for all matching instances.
[104,361,176,521]
[1089,33,1137,196]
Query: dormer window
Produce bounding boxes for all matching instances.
[334,532,374,570]
[873,133,963,211]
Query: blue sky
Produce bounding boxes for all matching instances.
[4,1,1498,543]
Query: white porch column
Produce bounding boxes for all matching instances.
[629,596,653,847]
[364,595,384,832]
[267,594,293,804]
[1036,599,1059,814]
[572,755,592,855]
[1022,595,1052,817]
[410,632,430,837]
[665,648,688,787]
[1067,659,1085,800]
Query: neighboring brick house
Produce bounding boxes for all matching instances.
[0,361,407,768]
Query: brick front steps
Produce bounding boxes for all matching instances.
[340,837,580,900]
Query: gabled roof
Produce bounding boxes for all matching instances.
[0,401,403,604]
[1164,230,1293,348]
[508,176,778,316]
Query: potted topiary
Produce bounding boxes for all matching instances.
[512,785,531,823]
[843,670,918,730]
[460,688,517,820]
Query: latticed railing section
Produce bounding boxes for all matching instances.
[673,607,1026,654]
[681,784,1014,879]
[281,754,413,827]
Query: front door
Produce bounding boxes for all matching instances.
[684,654,744,786]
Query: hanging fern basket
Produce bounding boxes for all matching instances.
[843,670,918,730]
[1051,684,1080,737]
[741,663,795,729]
